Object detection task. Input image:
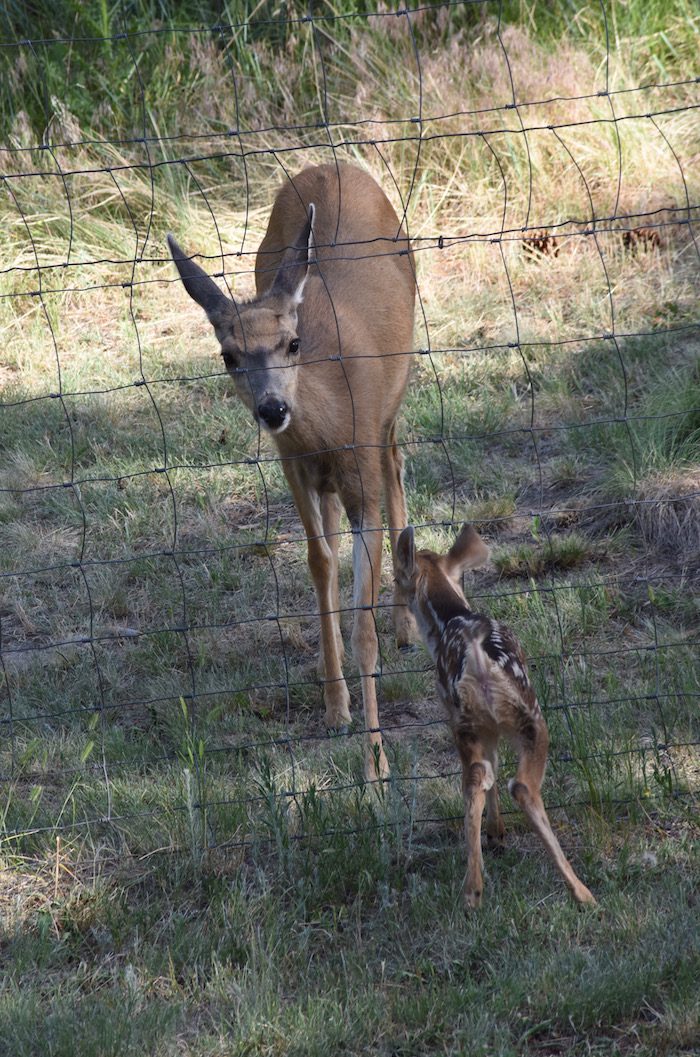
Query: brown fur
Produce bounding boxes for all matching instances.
[396,523,596,909]
[168,164,416,780]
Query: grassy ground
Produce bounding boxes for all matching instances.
[1,2,699,1055]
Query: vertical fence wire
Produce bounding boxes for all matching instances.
[0,1,698,860]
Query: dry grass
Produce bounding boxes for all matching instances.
[634,468,700,556]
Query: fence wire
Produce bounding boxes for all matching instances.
[0,1,698,862]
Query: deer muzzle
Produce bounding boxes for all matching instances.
[257,397,290,433]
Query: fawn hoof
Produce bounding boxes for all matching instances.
[399,642,418,655]
[328,724,350,737]
[573,885,597,908]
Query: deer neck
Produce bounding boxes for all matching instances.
[412,577,471,661]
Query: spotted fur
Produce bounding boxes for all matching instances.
[436,613,537,707]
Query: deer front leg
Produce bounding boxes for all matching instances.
[318,490,344,675]
[382,420,417,650]
[348,509,389,783]
[285,468,351,729]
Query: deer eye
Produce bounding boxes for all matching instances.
[287,338,300,356]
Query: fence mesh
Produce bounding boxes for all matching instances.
[1,1,698,864]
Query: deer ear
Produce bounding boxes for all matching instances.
[397,525,416,577]
[446,524,490,576]
[167,235,230,322]
[269,203,315,308]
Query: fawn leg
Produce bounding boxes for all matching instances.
[457,736,494,910]
[382,420,417,650]
[509,721,596,906]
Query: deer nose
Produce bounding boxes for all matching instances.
[257,398,288,431]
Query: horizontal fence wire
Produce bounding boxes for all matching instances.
[0,0,698,864]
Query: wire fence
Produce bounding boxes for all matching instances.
[1,1,698,863]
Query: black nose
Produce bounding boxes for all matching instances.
[257,398,288,430]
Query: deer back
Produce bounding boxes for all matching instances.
[437,614,541,742]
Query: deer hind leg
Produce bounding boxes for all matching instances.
[317,491,344,676]
[456,735,494,910]
[509,719,596,906]
[382,420,417,650]
[346,495,389,783]
[284,467,351,730]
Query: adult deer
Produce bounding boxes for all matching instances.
[167,163,416,780]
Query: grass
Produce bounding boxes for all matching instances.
[1,815,699,1056]
[492,531,600,577]
[1,1,699,1054]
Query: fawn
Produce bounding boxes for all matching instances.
[168,163,416,781]
[396,523,596,909]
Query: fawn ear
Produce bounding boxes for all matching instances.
[167,235,230,323]
[269,203,315,310]
[397,525,416,576]
[446,524,490,577]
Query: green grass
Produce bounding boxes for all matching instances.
[1,813,699,1056]
[1,1,700,1054]
[492,532,599,577]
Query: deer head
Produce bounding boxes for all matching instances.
[396,524,490,597]
[396,524,491,651]
[167,205,315,435]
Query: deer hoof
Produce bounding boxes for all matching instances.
[463,888,483,912]
[395,613,416,651]
[323,683,352,730]
[364,748,390,785]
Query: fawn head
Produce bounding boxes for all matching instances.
[167,206,315,435]
[396,524,490,638]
